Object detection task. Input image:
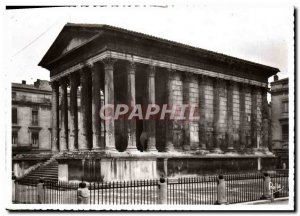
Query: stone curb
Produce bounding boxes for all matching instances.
[235,197,289,205]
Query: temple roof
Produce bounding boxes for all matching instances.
[39,23,279,77]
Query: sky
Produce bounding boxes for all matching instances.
[3,4,294,85]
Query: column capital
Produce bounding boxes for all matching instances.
[101,57,116,69]
[183,72,194,82]
[126,61,136,74]
[226,79,234,88]
[59,77,69,87]
[167,67,176,73]
[250,84,259,94]
[68,73,80,86]
[50,81,59,89]
[147,64,156,77]
[199,74,209,83]
[166,68,177,81]
[213,76,222,86]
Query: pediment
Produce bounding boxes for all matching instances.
[39,25,100,67]
[61,36,92,55]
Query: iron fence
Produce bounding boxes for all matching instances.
[88,179,159,204]
[225,170,289,204]
[167,176,218,205]
[14,170,289,205]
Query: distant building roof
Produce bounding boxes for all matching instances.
[12,79,51,93]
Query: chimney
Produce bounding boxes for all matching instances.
[34,79,41,88]
[274,75,279,81]
[21,80,26,85]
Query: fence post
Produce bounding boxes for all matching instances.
[12,176,16,203]
[37,179,45,204]
[216,174,227,205]
[158,177,167,204]
[261,172,272,199]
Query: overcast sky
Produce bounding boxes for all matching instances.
[4,5,293,85]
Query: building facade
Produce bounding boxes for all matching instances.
[38,23,279,181]
[271,76,289,168]
[12,79,52,176]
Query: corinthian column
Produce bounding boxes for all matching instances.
[51,81,59,152]
[126,61,138,152]
[213,78,222,153]
[145,65,157,152]
[239,83,246,150]
[79,68,91,150]
[226,80,234,151]
[59,79,68,151]
[165,69,175,152]
[261,87,270,153]
[103,58,116,151]
[91,63,102,150]
[251,86,258,151]
[198,75,208,154]
[69,74,79,151]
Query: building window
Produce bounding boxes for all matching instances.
[31,132,39,147]
[282,101,288,113]
[12,108,18,124]
[12,131,18,145]
[12,92,16,100]
[32,110,39,126]
[282,124,289,141]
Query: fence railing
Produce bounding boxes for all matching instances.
[13,170,289,205]
[167,176,218,205]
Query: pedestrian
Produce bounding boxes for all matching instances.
[77,182,89,204]
[37,178,45,204]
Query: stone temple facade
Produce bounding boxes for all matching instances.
[39,23,279,182]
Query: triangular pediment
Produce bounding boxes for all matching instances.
[39,24,100,67]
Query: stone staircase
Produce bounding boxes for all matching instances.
[19,158,58,183]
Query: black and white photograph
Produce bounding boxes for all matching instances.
[1,0,295,212]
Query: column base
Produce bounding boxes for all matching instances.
[225,147,237,154]
[146,148,158,153]
[77,148,90,152]
[196,149,209,155]
[92,147,105,152]
[126,147,141,153]
[165,142,174,152]
[262,148,273,155]
[105,146,118,152]
[211,148,223,154]
[59,149,68,152]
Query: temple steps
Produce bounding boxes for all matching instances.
[18,159,58,184]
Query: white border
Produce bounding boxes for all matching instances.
[1,0,295,213]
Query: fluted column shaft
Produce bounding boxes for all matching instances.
[213,78,221,151]
[91,63,102,150]
[51,82,59,152]
[79,69,91,150]
[103,58,116,151]
[198,76,207,150]
[251,86,258,150]
[227,81,234,150]
[59,80,68,151]
[146,65,157,152]
[165,69,175,152]
[262,87,269,151]
[126,61,137,151]
[239,84,246,149]
[69,74,79,151]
